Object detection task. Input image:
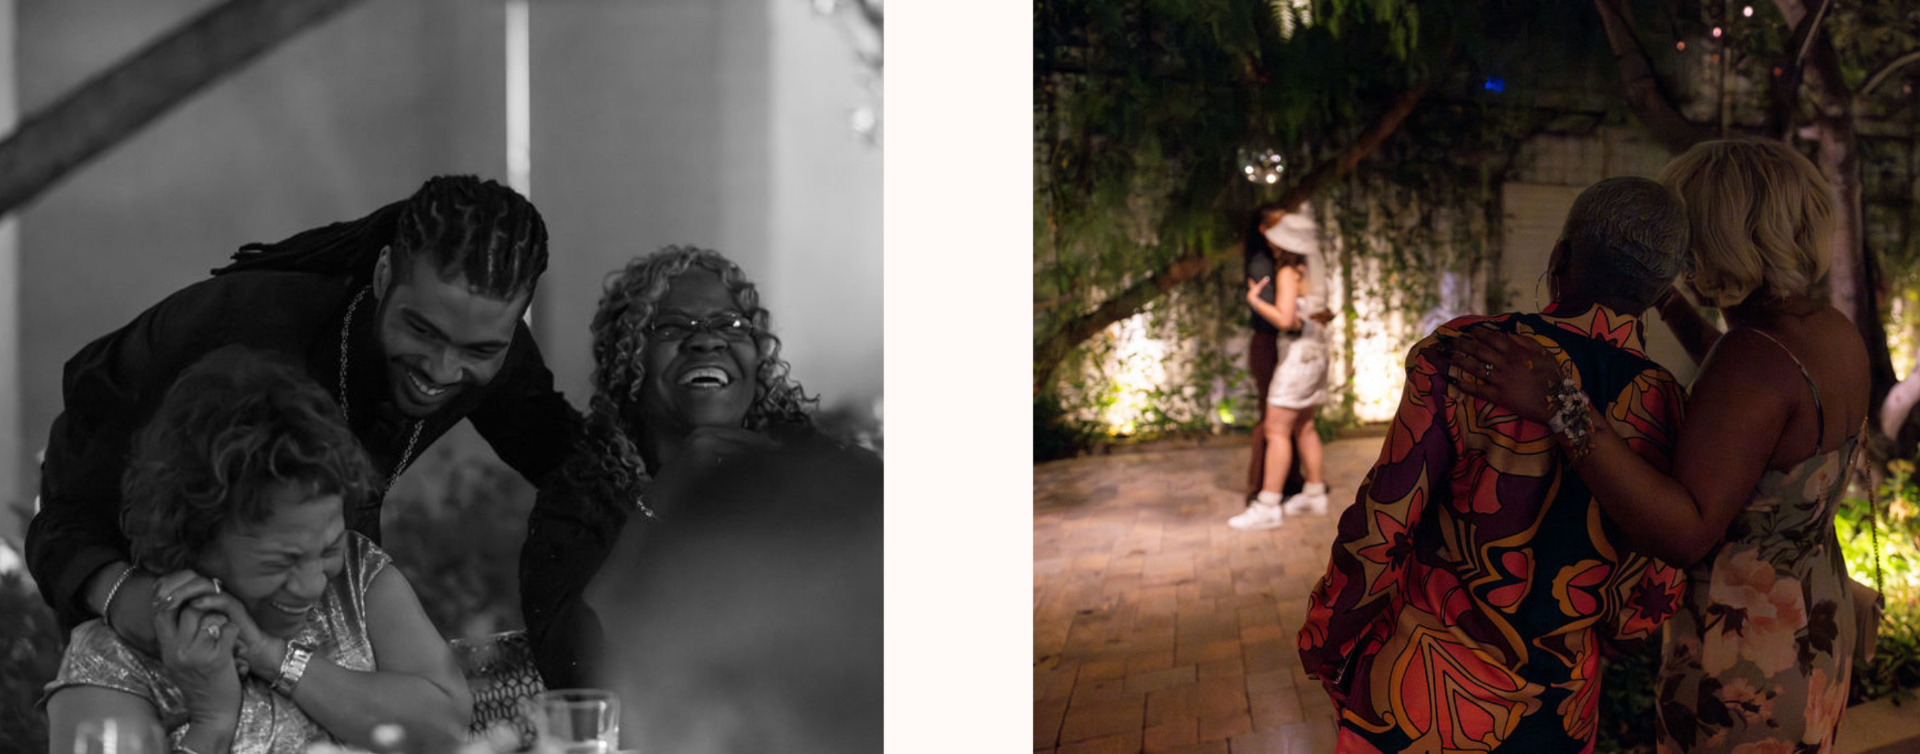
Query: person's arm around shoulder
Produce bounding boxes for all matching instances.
[1640,329,1800,561]
[33,278,249,643]
[1446,327,1793,566]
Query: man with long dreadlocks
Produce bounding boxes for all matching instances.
[27,175,580,653]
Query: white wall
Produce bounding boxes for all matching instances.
[768,0,883,412]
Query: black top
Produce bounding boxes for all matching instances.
[27,270,580,633]
[519,429,880,690]
[1246,253,1281,335]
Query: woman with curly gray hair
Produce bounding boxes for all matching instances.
[520,245,827,691]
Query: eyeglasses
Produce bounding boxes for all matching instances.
[646,313,757,341]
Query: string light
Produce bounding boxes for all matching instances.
[1677,41,1687,51]
[1711,26,1722,38]
[1238,148,1286,185]
[1742,5,1753,16]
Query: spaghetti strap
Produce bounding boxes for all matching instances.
[1744,329,1826,450]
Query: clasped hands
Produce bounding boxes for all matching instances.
[149,570,287,724]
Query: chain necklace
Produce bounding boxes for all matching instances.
[339,286,423,494]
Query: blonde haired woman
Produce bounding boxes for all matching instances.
[1446,139,1870,751]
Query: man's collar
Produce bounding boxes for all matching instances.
[1538,301,1647,358]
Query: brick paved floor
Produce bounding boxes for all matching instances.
[1033,433,1385,754]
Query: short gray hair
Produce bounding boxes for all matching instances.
[1560,176,1689,313]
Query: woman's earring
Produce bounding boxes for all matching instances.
[1534,270,1549,311]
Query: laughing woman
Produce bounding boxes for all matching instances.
[519,245,831,690]
[41,348,470,754]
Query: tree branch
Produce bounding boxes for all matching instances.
[1032,82,1430,394]
[1859,48,1920,102]
[0,0,367,216]
[1593,0,1706,153]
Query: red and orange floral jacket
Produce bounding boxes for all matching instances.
[1299,304,1688,752]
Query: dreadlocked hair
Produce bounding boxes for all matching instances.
[120,347,378,574]
[216,175,549,299]
[546,246,816,518]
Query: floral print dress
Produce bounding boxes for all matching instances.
[1656,334,1861,753]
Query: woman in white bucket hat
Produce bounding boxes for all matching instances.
[1228,207,1333,531]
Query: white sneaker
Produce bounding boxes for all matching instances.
[1228,501,1284,531]
[1282,488,1329,516]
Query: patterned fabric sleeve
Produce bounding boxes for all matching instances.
[1299,338,1456,704]
[1596,367,1689,647]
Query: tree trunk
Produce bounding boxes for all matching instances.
[1031,82,1429,395]
[1777,0,1900,437]
[1594,0,1707,152]
[0,0,368,216]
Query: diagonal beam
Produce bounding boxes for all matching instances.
[0,0,367,216]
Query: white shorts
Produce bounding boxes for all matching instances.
[1267,334,1329,409]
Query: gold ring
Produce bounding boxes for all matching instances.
[206,624,221,639]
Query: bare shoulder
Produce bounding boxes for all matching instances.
[1693,328,1802,402]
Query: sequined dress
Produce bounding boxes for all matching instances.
[1655,333,1862,752]
[43,533,389,754]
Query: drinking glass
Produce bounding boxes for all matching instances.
[71,717,166,754]
[528,688,620,754]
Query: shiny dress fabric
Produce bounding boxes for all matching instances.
[1655,435,1862,752]
[43,533,388,754]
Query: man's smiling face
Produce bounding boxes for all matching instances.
[372,250,527,419]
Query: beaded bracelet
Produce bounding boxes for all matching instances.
[100,564,137,632]
[1546,377,1596,464]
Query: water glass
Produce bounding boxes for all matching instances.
[528,688,620,754]
[71,717,166,754]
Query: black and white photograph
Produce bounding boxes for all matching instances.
[0,1,884,752]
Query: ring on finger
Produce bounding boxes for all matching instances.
[206,623,221,639]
